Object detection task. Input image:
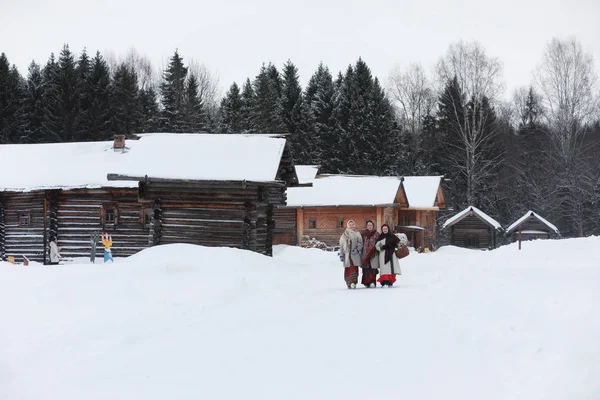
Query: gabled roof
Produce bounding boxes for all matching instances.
[442,206,503,231]
[286,175,402,207]
[0,133,298,192]
[401,176,444,209]
[505,211,559,235]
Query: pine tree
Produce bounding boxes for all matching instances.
[160,50,188,132]
[87,51,112,140]
[330,69,353,173]
[370,77,400,175]
[111,63,142,136]
[240,78,255,132]
[252,63,283,133]
[183,73,205,132]
[139,86,160,132]
[301,62,336,166]
[56,45,81,142]
[41,53,62,142]
[0,53,26,143]
[76,49,92,140]
[220,82,243,133]
[23,61,45,143]
[279,60,305,154]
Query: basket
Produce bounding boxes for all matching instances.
[395,245,409,259]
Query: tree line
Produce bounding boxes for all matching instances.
[0,38,599,238]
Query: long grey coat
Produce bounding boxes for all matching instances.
[375,237,401,276]
[339,228,363,268]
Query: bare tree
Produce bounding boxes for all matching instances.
[435,41,505,205]
[122,48,158,91]
[187,59,221,127]
[534,37,600,236]
[535,37,599,161]
[388,63,435,172]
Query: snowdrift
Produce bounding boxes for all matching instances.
[1,238,599,399]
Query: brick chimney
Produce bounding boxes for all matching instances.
[113,135,126,151]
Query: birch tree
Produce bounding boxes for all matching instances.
[388,63,435,173]
[534,37,600,236]
[435,41,505,205]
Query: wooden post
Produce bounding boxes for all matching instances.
[518,226,522,250]
[376,207,383,230]
[296,208,304,246]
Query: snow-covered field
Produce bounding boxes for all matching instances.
[1,238,599,400]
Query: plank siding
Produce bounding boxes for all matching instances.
[301,207,377,245]
[273,208,297,245]
[450,214,496,249]
[2,191,46,262]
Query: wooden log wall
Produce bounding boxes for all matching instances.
[141,182,285,256]
[450,215,494,249]
[0,195,5,260]
[273,207,297,245]
[55,189,151,259]
[2,191,46,262]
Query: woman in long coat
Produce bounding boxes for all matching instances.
[360,220,380,288]
[339,219,363,289]
[375,224,402,287]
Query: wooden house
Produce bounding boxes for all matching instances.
[442,206,503,249]
[505,211,560,241]
[274,169,445,250]
[0,134,299,263]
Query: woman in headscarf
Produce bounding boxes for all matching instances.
[360,220,379,288]
[375,224,402,287]
[339,219,363,289]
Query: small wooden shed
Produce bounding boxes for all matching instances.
[505,211,560,241]
[442,206,503,249]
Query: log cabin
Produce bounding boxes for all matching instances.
[505,211,560,242]
[442,206,503,249]
[0,133,299,263]
[274,169,445,250]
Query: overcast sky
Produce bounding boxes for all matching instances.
[1,0,599,100]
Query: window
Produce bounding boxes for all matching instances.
[102,206,117,225]
[19,213,30,226]
[337,217,344,229]
[403,216,411,226]
[309,218,316,229]
[143,208,153,226]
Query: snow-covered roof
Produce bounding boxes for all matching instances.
[402,176,443,208]
[286,175,402,207]
[505,211,559,235]
[442,206,503,230]
[0,133,289,192]
[294,165,320,184]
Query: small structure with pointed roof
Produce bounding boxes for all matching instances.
[505,211,560,241]
[442,206,503,249]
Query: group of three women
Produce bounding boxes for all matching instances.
[339,219,407,289]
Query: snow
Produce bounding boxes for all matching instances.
[402,176,443,208]
[2,237,600,399]
[294,165,320,184]
[506,211,560,235]
[0,133,288,192]
[443,205,503,230]
[286,175,401,207]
